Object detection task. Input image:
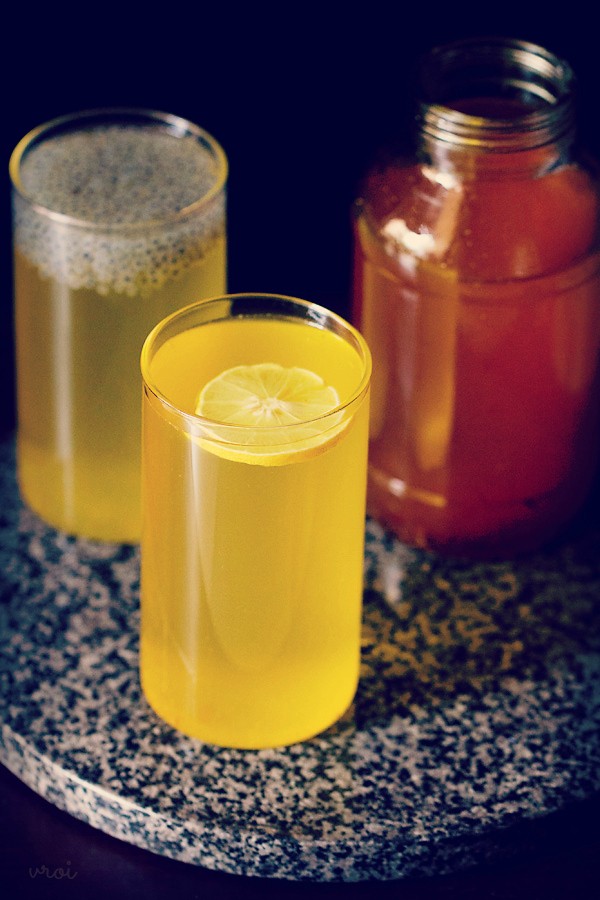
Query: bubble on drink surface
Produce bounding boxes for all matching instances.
[13,124,226,296]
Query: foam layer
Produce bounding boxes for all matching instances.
[13,123,226,296]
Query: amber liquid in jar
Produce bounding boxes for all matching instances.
[353,40,600,558]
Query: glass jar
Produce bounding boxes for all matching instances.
[352,37,600,558]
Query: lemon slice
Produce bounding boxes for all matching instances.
[197,363,340,426]
[194,363,344,464]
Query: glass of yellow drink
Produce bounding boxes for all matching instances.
[10,108,227,543]
[140,294,371,749]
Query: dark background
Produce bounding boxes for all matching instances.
[2,3,600,897]
[2,2,600,439]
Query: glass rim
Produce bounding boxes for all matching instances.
[141,292,372,435]
[9,106,228,232]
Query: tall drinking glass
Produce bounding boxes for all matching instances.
[11,108,227,543]
[140,294,371,748]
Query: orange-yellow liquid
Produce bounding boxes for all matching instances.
[140,316,370,748]
[15,242,225,542]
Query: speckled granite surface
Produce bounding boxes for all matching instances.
[1,436,599,881]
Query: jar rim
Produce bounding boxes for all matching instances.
[416,37,576,151]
